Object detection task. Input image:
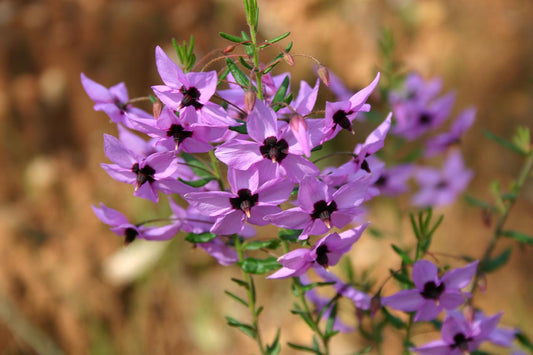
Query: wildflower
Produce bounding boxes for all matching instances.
[382,259,478,322]
[92,203,180,244]
[81,73,151,126]
[412,311,504,354]
[412,151,473,207]
[424,108,476,158]
[100,134,193,202]
[266,176,369,239]
[267,224,368,279]
[185,167,293,235]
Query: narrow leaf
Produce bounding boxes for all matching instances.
[185,232,217,243]
[271,75,290,105]
[181,153,213,177]
[266,328,282,355]
[267,31,291,44]
[225,316,256,338]
[219,32,244,43]
[231,278,249,289]
[224,290,248,307]
[483,129,527,156]
[244,239,281,250]
[278,229,302,242]
[226,58,250,88]
[287,343,319,354]
[482,247,512,272]
[500,230,533,245]
[229,124,248,135]
[178,177,216,188]
[391,244,413,264]
[238,257,281,274]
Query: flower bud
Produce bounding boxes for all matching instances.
[223,44,237,54]
[283,52,295,66]
[317,64,330,87]
[477,272,487,293]
[290,114,307,133]
[152,101,162,119]
[482,209,491,228]
[244,90,256,112]
[463,302,475,323]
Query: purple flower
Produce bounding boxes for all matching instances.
[215,100,319,182]
[412,151,473,207]
[382,260,478,322]
[314,267,371,311]
[92,203,180,244]
[372,161,414,196]
[100,134,193,202]
[185,167,293,235]
[267,176,369,239]
[127,106,217,153]
[267,224,368,279]
[412,311,503,354]
[320,73,380,142]
[151,46,235,127]
[424,108,476,158]
[81,73,151,126]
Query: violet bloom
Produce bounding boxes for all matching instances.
[382,259,478,322]
[314,267,371,311]
[412,311,503,354]
[320,72,380,143]
[412,150,473,207]
[267,224,368,279]
[100,134,193,202]
[127,106,216,153]
[185,167,293,235]
[372,161,414,197]
[424,108,476,158]
[151,46,235,127]
[81,73,151,126]
[215,100,319,182]
[92,203,180,244]
[267,176,369,240]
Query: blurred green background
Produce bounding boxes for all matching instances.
[0,0,532,354]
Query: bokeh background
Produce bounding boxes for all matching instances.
[1,0,532,354]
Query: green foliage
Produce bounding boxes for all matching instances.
[243,239,281,250]
[483,129,528,156]
[178,176,216,188]
[181,153,213,177]
[225,316,256,338]
[500,230,533,245]
[219,31,244,43]
[172,35,196,72]
[238,257,281,274]
[226,58,251,88]
[184,232,217,243]
[278,228,302,242]
[481,247,512,272]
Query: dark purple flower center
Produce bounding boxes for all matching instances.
[450,333,472,351]
[374,174,387,187]
[311,200,337,227]
[229,189,259,216]
[260,136,289,163]
[132,163,155,187]
[124,227,139,244]
[315,244,329,267]
[353,154,371,173]
[420,281,445,300]
[167,124,193,147]
[180,86,203,110]
[419,112,432,125]
[332,110,354,132]
[436,180,448,189]
[113,97,128,114]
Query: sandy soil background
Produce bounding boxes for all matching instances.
[0,0,532,354]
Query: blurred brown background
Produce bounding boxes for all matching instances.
[0,0,532,354]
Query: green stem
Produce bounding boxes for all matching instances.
[473,150,533,292]
[243,0,264,100]
[234,236,266,354]
[208,150,225,191]
[403,314,414,355]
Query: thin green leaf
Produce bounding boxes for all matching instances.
[181,153,213,177]
[219,32,244,43]
[238,257,281,274]
[255,305,264,317]
[268,31,291,44]
[262,63,278,75]
[185,232,217,244]
[226,58,250,88]
[483,129,527,156]
[427,215,444,238]
[278,229,302,242]
[464,195,492,209]
[287,342,319,354]
[231,278,249,289]
[482,247,512,272]
[381,307,406,329]
[409,213,421,240]
[391,244,413,264]
[500,230,533,245]
[516,331,533,351]
[325,302,338,336]
[239,56,254,70]
[225,316,256,338]
[266,328,282,355]
[178,176,216,188]
[271,75,290,105]
[224,290,248,307]
[311,144,323,152]
[229,124,248,135]
[351,346,373,355]
[244,239,281,250]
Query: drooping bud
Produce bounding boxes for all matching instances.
[463,302,475,323]
[477,273,487,293]
[244,90,256,112]
[283,52,295,66]
[223,44,237,54]
[153,101,162,119]
[482,209,492,228]
[317,64,330,87]
[290,114,307,133]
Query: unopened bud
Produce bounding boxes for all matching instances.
[477,273,487,293]
[463,302,475,323]
[317,64,330,87]
[370,294,381,317]
[283,52,295,66]
[482,209,492,228]
[290,114,307,133]
[244,90,256,112]
[223,44,237,54]
[152,101,162,119]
